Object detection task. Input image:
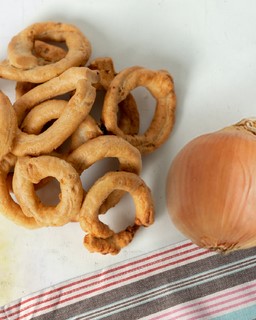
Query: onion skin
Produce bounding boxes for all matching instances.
[166,120,256,253]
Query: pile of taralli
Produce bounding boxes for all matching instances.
[0,22,176,255]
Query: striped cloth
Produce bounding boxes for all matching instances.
[1,239,256,320]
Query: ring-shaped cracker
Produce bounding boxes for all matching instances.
[0,91,17,160]
[12,67,98,156]
[102,66,176,154]
[0,22,91,83]
[67,135,142,213]
[80,171,154,255]
[88,57,140,135]
[0,154,40,228]
[13,155,84,226]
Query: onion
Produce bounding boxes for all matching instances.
[166,119,256,253]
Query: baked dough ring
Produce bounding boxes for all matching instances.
[102,66,176,154]
[88,57,140,135]
[0,154,40,228]
[69,58,140,150]
[0,91,17,160]
[12,67,98,156]
[0,22,91,83]
[67,135,142,213]
[80,171,154,255]
[13,155,84,226]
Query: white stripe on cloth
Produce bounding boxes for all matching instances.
[143,279,256,320]
[1,241,214,320]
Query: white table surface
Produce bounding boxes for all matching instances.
[1,0,256,306]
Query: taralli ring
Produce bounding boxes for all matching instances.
[0,21,177,255]
[0,22,91,83]
[67,135,142,213]
[13,155,84,226]
[80,171,154,255]
[12,67,99,156]
[102,66,176,154]
[88,57,140,135]
[0,154,40,229]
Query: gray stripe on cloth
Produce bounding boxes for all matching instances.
[33,246,256,320]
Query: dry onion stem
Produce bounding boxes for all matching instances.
[166,118,256,253]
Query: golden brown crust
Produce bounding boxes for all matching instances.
[0,22,91,82]
[13,155,84,226]
[84,225,139,255]
[11,67,99,156]
[102,66,176,154]
[0,22,168,255]
[88,57,140,135]
[67,135,142,213]
[80,171,154,254]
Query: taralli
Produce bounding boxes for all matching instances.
[0,91,17,160]
[0,22,91,82]
[12,67,99,156]
[80,171,154,255]
[0,154,40,228]
[0,21,176,255]
[13,155,84,226]
[102,66,176,154]
[67,135,142,213]
[88,57,140,135]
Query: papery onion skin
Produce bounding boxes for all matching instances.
[166,120,256,253]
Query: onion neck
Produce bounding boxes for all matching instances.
[234,118,256,135]
[200,238,239,254]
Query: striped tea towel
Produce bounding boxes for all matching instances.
[1,239,256,319]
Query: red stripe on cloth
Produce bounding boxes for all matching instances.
[10,248,209,320]
[3,241,195,316]
[3,241,194,315]
[151,281,256,319]
[188,296,256,320]
[180,289,256,319]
